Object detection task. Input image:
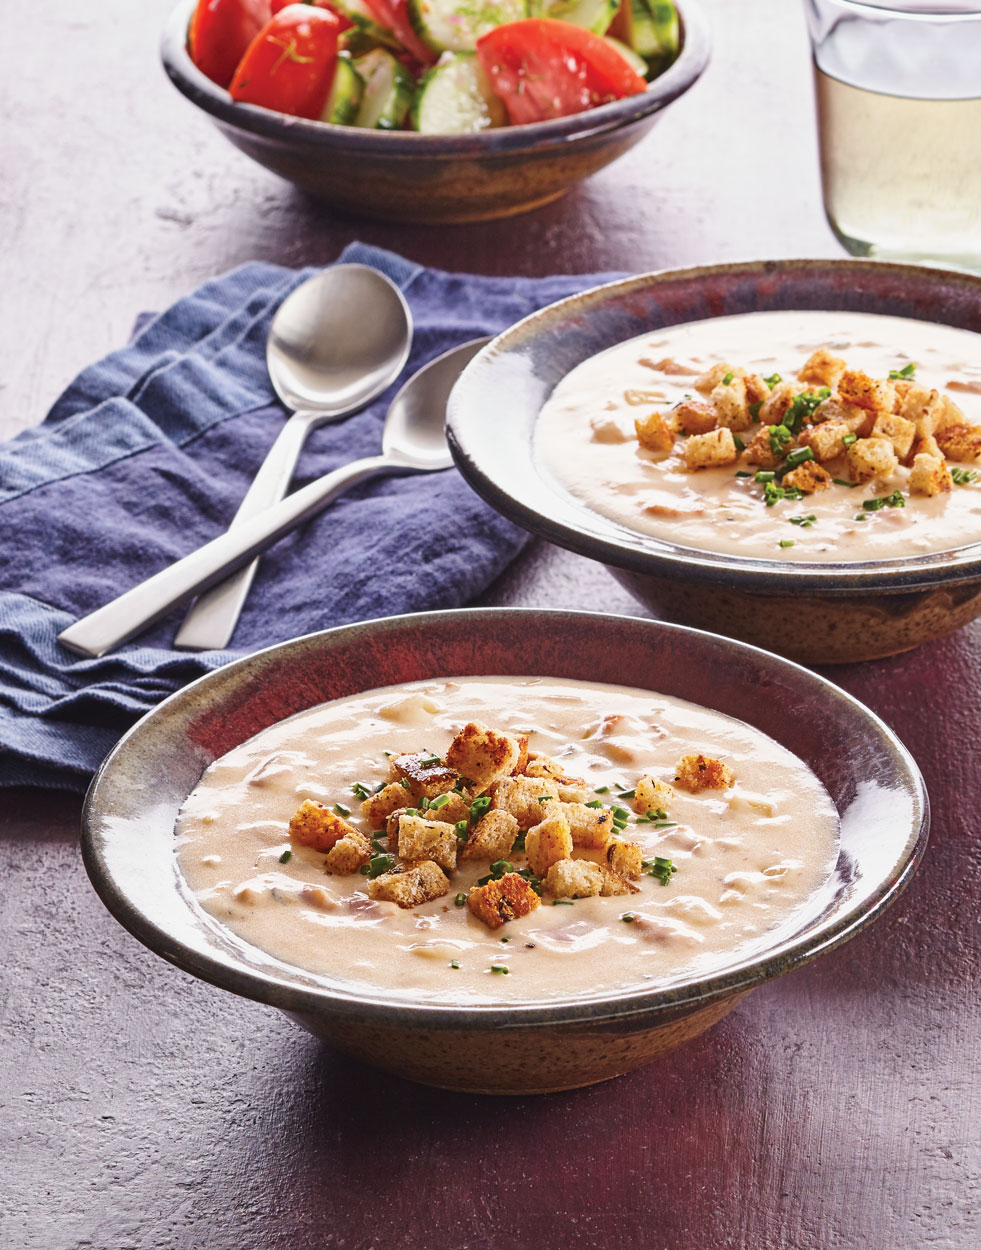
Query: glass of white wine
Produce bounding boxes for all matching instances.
[804,0,981,270]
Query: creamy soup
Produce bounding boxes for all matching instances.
[535,310,981,562]
[175,677,839,1005]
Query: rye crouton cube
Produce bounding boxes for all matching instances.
[606,839,644,879]
[935,423,981,463]
[844,436,899,484]
[559,802,616,849]
[360,782,413,829]
[838,370,895,414]
[710,378,754,432]
[782,461,832,494]
[390,752,459,800]
[633,775,674,815]
[899,385,946,437]
[394,813,458,873]
[445,722,521,791]
[524,814,574,879]
[682,427,739,471]
[908,454,953,497]
[871,411,917,460]
[489,776,562,828]
[368,860,450,909]
[634,410,675,454]
[798,346,846,388]
[289,800,356,853]
[674,753,734,792]
[672,399,718,436]
[324,831,372,875]
[545,858,604,899]
[798,418,852,462]
[461,810,520,861]
[467,872,541,930]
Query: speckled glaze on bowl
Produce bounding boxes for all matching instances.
[160,0,710,224]
[446,259,981,664]
[81,610,927,1094]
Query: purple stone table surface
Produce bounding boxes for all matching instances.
[0,1,978,1247]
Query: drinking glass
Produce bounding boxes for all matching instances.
[804,1,981,270]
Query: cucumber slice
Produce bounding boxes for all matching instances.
[320,55,365,125]
[408,0,528,54]
[545,0,618,35]
[333,0,403,51]
[352,49,415,129]
[603,35,648,77]
[617,0,678,62]
[411,51,506,134]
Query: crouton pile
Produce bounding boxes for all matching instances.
[286,721,736,932]
[635,349,980,500]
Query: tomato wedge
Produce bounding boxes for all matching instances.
[188,0,271,88]
[269,0,351,26]
[362,0,436,67]
[476,18,648,127]
[229,5,343,118]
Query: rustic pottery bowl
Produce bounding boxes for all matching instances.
[159,0,711,224]
[82,609,927,1094]
[446,259,981,664]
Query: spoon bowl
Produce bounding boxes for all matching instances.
[383,338,488,471]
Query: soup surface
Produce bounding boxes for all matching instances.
[535,309,981,562]
[176,677,840,1005]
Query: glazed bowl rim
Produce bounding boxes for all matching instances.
[446,256,981,594]
[81,607,929,1032]
[159,0,712,157]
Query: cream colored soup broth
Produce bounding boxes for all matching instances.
[175,677,839,1005]
[535,310,981,562]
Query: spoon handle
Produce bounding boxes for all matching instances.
[57,454,393,659]
[173,410,320,652]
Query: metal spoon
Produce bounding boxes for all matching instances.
[173,263,412,652]
[57,337,491,659]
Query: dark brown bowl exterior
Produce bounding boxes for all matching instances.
[160,0,711,224]
[81,610,928,1094]
[447,259,981,663]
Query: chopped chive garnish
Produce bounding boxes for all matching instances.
[594,785,610,794]
[722,371,734,386]
[371,837,387,853]
[450,960,460,969]
[952,467,978,485]
[500,936,511,943]
[418,755,442,768]
[779,539,795,548]
[585,799,604,809]
[361,853,395,879]
[784,388,830,434]
[332,803,351,818]
[469,795,491,825]
[428,793,451,810]
[490,965,509,974]
[643,856,678,887]
[784,446,815,468]
[352,782,371,801]
[764,480,804,506]
[552,899,575,906]
[733,434,746,452]
[888,362,916,379]
[755,470,776,482]
[833,477,856,487]
[748,401,763,420]
[536,795,556,804]
[764,373,781,389]
[611,806,632,822]
[455,820,469,842]
[789,514,817,527]
[648,808,668,820]
[278,849,293,864]
[652,820,677,829]
[863,490,905,512]
[621,913,636,923]
[842,432,858,446]
[768,423,792,456]
[400,778,413,791]
[454,892,467,907]
[617,788,636,800]
[511,830,527,852]
[735,470,752,478]
[854,513,868,521]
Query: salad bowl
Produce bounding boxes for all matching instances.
[160,0,711,224]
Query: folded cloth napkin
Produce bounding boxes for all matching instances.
[0,243,619,792]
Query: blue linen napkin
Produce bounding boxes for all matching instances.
[0,243,618,792]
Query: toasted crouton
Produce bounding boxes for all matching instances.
[744,374,771,405]
[812,395,875,436]
[390,752,459,800]
[514,734,529,776]
[558,802,616,849]
[394,813,458,873]
[838,370,895,414]
[682,427,739,471]
[710,378,754,432]
[545,858,604,899]
[937,394,967,432]
[599,868,635,897]
[424,791,471,824]
[899,385,946,437]
[673,399,718,436]
[782,461,832,494]
[606,839,644,879]
[445,722,521,791]
[360,782,413,829]
[908,453,953,497]
[524,814,574,879]
[871,411,917,460]
[845,436,899,484]
[323,831,372,875]
[489,776,562,828]
[368,860,450,909]
[758,381,798,427]
[743,427,782,469]
[467,873,541,930]
[634,410,675,454]
[935,423,981,463]
[461,810,519,861]
[633,775,674,816]
[674,754,734,792]
[798,418,852,462]
[523,753,568,779]
[694,362,742,396]
[289,800,356,853]
[910,433,943,462]
[798,347,846,388]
